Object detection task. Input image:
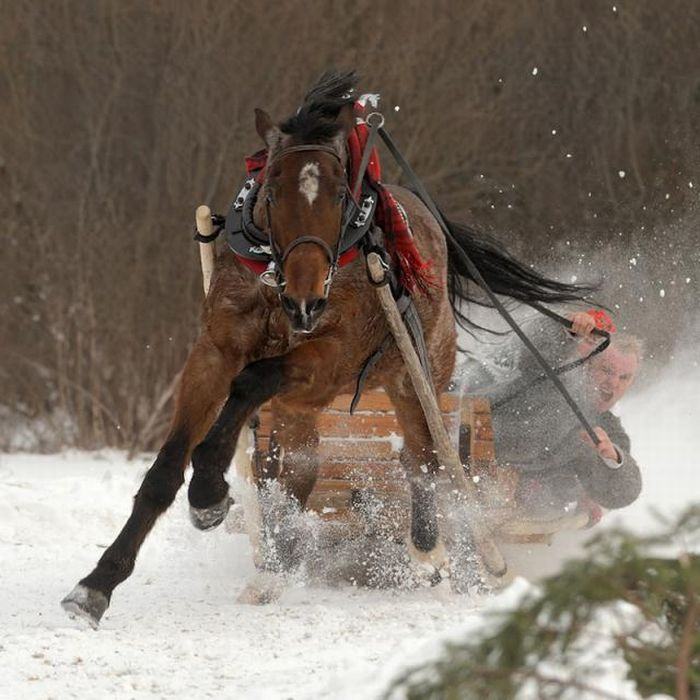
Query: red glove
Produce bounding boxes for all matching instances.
[584,309,616,333]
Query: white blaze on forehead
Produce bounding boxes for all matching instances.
[299,161,320,206]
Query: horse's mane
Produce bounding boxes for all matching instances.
[280,70,358,143]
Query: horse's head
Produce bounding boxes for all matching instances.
[254,72,357,333]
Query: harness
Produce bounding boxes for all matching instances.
[220,138,430,410]
[196,104,609,440]
[224,144,378,295]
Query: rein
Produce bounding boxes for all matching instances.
[487,300,611,408]
[227,141,378,298]
[372,118,608,446]
[201,103,609,444]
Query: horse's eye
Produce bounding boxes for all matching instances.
[266,190,275,205]
[337,189,347,203]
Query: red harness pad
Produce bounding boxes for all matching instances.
[236,100,436,293]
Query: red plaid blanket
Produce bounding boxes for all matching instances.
[244,102,435,294]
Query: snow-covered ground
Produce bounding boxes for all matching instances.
[1,353,697,699]
[0,450,489,699]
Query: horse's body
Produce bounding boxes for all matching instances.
[62,72,586,626]
[203,183,455,459]
[183,184,456,569]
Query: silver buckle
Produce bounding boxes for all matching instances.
[259,262,285,290]
[353,195,374,228]
[322,264,337,298]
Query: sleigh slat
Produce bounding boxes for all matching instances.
[253,388,458,522]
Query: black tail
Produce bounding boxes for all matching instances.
[443,214,596,332]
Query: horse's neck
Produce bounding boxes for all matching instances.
[252,197,267,232]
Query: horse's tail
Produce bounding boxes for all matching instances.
[442,213,596,331]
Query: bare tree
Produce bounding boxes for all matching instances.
[1,0,698,450]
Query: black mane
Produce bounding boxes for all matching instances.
[280,70,358,143]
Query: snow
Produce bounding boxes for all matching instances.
[611,342,700,532]
[0,451,483,698]
[1,350,698,698]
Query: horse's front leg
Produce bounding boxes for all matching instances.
[186,361,289,530]
[181,340,337,600]
[185,349,325,531]
[61,336,240,626]
[186,336,338,516]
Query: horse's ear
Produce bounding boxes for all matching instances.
[335,102,356,138]
[255,108,281,148]
[331,103,356,154]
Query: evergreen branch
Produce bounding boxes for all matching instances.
[675,568,699,700]
[384,504,700,699]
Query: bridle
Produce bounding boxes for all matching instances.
[261,143,350,298]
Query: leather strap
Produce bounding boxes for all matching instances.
[350,227,432,413]
[279,235,335,265]
[225,177,377,265]
[378,125,603,446]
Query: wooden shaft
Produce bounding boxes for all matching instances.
[366,254,471,489]
[195,205,216,295]
[366,253,505,577]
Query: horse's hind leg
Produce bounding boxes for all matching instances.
[236,420,322,606]
[384,384,446,571]
[61,337,236,627]
[271,403,321,507]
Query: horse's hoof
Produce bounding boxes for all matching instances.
[61,584,108,629]
[407,538,449,587]
[236,573,283,605]
[189,495,232,531]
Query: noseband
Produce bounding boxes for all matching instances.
[262,144,348,298]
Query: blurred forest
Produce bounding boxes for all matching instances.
[1,0,699,450]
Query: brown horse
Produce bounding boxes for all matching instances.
[61,71,586,625]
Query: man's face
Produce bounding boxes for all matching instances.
[588,347,639,413]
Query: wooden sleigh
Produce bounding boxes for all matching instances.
[231,388,593,551]
[248,389,460,540]
[194,210,590,578]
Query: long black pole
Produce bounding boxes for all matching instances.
[378,126,601,444]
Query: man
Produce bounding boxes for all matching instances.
[460,309,643,523]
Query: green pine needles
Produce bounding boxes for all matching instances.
[385,505,699,700]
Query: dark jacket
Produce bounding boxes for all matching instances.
[458,315,642,517]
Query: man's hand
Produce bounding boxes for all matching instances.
[580,426,620,463]
[569,311,597,337]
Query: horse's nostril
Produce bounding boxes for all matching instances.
[280,295,326,331]
[280,295,297,314]
[307,297,327,315]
